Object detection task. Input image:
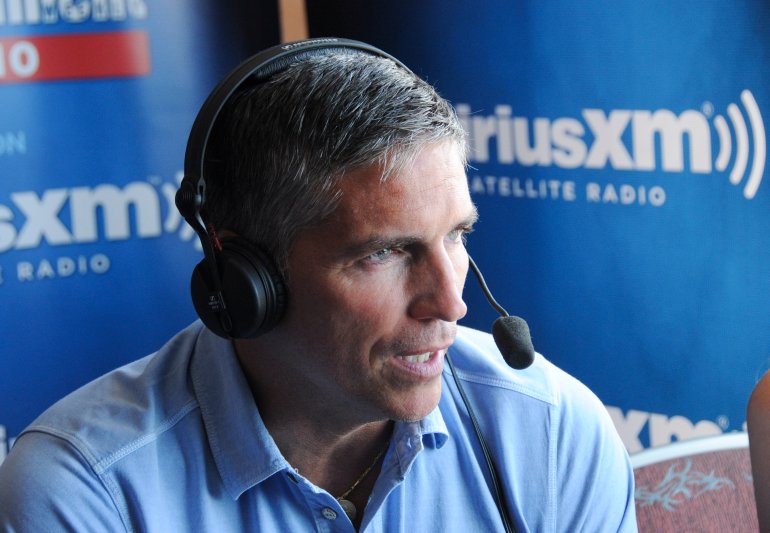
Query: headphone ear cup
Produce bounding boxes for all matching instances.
[190,237,286,338]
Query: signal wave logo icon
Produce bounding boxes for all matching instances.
[712,90,765,199]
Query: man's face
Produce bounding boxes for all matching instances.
[273,141,476,424]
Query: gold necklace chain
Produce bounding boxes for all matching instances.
[335,442,389,522]
[337,443,389,501]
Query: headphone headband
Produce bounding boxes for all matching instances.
[183,37,407,207]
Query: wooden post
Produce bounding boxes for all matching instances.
[278,0,309,42]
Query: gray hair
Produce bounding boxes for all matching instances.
[205,50,467,275]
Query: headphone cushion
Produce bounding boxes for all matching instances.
[190,237,286,338]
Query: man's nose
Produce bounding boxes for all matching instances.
[407,248,468,323]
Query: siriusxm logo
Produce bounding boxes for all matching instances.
[0,173,194,254]
[458,90,765,199]
[607,406,726,453]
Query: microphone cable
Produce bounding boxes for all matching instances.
[443,254,535,533]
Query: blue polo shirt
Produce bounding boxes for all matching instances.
[0,322,636,532]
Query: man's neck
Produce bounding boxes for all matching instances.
[233,338,394,499]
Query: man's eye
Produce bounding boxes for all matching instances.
[365,248,394,262]
[447,228,469,244]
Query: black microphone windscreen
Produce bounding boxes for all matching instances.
[492,316,535,370]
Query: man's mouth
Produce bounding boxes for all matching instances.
[398,352,432,364]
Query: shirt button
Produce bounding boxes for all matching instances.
[322,507,338,520]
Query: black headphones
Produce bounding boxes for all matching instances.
[175,38,407,339]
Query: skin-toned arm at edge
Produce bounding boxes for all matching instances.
[748,370,770,532]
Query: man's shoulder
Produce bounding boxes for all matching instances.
[452,325,603,412]
[19,321,206,470]
[448,326,635,530]
[0,322,210,530]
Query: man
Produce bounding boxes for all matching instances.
[0,39,637,531]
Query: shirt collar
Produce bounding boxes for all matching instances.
[418,406,449,449]
[377,407,449,479]
[190,327,290,500]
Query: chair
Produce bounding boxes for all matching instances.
[632,433,758,532]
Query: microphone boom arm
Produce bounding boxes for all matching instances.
[468,255,509,317]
